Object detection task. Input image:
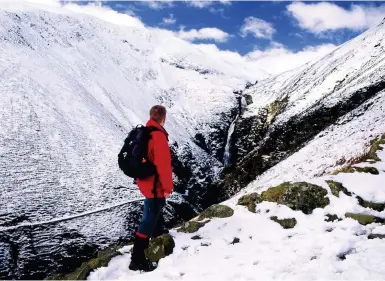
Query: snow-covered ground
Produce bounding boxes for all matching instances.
[89,144,385,280]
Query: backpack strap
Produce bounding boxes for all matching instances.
[148,126,169,142]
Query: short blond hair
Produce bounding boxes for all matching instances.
[150,105,167,124]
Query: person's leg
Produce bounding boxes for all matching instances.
[130,198,158,272]
[152,199,168,238]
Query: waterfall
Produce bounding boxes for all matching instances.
[223,95,247,167]
[241,96,247,114]
[223,115,238,167]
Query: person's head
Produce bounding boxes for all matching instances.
[150,105,167,126]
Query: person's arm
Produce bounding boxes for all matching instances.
[152,132,173,195]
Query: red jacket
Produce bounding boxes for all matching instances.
[136,119,173,198]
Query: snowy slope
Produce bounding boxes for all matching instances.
[219,17,385,198]
[87,19,385,281]
[0,1,268,279]
[89,144,385,280]
[0,1,264,228]
[242,18,385,190]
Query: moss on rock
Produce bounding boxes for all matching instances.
[345,213,385,225]
[237,193,262,213]
[261,182,330,214]
[326,180,352,197]
[356,196,385,212]
[45,246,121,280]
[145,234,175,262]
[325,181,385,212]
[354,166,380,175]
[354,134,385,163]
[331,166,379,175]
[177,220,209,233]
[198,204,234,220]
[265,97,289,126]
[270,216,297,229]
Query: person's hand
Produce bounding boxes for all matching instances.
[164,191,171,198]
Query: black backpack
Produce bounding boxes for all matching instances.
[118,125,159,179]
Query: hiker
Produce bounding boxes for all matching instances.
[129,105,173,272]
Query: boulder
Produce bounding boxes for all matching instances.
[331,166,379,175]
[345,213,385,225]
[357,197,385,212]
[325,214,342,222]
[45,246,121,280]
[326,181,385,212]
[326,180,352,197]
[177,221,209,233]
[198,204,234,220]
[237,193,262,213]
[261,182,330,214]
[368,234,385,239]
[145,234,175,262]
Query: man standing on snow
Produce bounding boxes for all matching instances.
[129,105,173,272]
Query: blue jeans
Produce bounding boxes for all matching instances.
[138,198,166,236]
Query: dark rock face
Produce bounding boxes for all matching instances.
[45,246,122,280]
[230,110,268,165]
[244,94,253,105]
[0,203,139,280]
[170,143,222,213]
[220,80,385,199]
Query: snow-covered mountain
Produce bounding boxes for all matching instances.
[87,19,385,281]
[221,17,385,198]
[0,1,267,279]
[1,1,385,280]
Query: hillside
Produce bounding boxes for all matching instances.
[85,18,385,280]
[0,1,265,279]
[1,1,385,280]
[220,17,385,198]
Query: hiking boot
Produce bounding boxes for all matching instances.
[129,259,157,272]
[129,233,157,272]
